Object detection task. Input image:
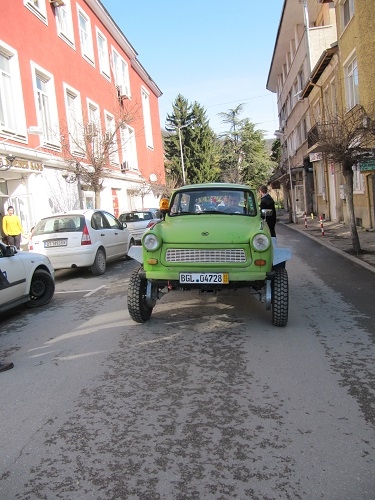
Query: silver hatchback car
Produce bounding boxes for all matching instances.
[30,209,134,275]
[118,209,161,243]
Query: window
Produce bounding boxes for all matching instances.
[96,29,110,80]
[87,100,101,157]
[24,0,47,24]
[316,161,325,196]
[64,85,83,152]
[353,165,364,193]
[120,124,138,171]
[55,0,74,47]
[0,45,27,137]
[345,56,359,110]
[32,63,59,147]
[112,49,130,97]
[77,5,94,64]
[141,87,153,149]
[341,0,354,29]
[105,113,119,165]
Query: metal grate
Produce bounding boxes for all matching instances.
[165,249,246,263]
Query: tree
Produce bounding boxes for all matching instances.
[59,93,142,209]
[164,95,220,185]
[218,105,276,186]
[314,104,375,254]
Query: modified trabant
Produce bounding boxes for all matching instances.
[127,183,292,326]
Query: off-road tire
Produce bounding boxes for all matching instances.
[91,248,106,275]
[127,265,153,323]
[27,269,55,308]
[272,268,288,327]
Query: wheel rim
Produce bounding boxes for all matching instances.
[30,278,46,299]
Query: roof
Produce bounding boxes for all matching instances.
[301,45,338,98]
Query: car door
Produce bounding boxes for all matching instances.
[0,246,27,307]
[101,211,128,258]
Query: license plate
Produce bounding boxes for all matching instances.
[179,273,229,284]
[44,239,68,248]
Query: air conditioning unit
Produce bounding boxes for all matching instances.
[121,161,129,172]
[117,85,128,98]
[49,0,65,6]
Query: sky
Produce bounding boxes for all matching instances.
[100,0,284,139]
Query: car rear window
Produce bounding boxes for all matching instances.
[120,211,154,222]
[33,215,84,235]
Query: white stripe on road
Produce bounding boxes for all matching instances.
[54,285,107,297]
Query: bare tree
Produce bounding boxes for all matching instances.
[59,93,142,209]
[314,104,375,254]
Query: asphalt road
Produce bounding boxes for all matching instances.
[0,226,374,499]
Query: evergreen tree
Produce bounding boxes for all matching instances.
[164,95,219,186]
[218,104,276,187]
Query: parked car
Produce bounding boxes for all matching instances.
[0,241,55,314]
[29,209,134,275]
[127,183,292,326]
[118,209,161,243]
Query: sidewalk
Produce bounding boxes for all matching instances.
[277,211,375,274]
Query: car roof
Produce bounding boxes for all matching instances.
[38,209,101,219]
[174,183,255,192]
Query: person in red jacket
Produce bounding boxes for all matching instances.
[259,185,277,237]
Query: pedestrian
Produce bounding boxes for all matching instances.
[259,185,277,237]
[2,206,24,250]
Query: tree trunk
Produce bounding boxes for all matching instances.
[287,188,293,223]
[95,190,101,210]
[342,167,361,254]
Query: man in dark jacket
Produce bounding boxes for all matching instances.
[259,185,277,237]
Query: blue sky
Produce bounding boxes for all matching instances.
[101,0,284,138]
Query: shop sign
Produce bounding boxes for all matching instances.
[7,158,43,171]
[359,160,375,172]
[309,152,322,162]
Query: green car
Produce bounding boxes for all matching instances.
[127,183,291,326]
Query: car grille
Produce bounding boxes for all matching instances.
[165,249,246,263]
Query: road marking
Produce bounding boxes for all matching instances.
[54,285,107,297]
[84,285,107,297]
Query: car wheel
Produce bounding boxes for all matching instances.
[126,238,135,260]
[27,269,55,308]
[91,248,106,275]
[127,265,153,323]
[271,268,288,327]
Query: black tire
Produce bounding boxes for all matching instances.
[127,265,153,323]
[91,248,106,275]
[272,268,289,327]
[27,269,55,308]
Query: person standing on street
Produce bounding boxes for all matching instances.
[259,185,277,237]
[2,206,24,250]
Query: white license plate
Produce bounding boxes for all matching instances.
[179,273,229,284]
[44,239,68,248]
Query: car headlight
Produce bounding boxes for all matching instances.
[252,233,270,252]
[143,233,160,251]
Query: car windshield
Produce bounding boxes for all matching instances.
[169,189,257,216]
[33,215,84,235]
[120,211,157,222]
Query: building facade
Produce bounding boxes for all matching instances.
[267,0,375,229]
[0,0,165,237]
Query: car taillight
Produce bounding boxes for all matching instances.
[81,224,92,245]
[147,221,156,229]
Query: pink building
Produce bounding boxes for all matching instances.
[0,0,165,233]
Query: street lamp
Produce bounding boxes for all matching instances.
[170,119,195,185]
[274,130,297,224]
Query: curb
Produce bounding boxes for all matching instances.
[280,221,375,275]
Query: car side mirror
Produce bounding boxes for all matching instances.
[121,221,127,229]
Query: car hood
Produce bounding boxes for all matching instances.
[156,215,261,244]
